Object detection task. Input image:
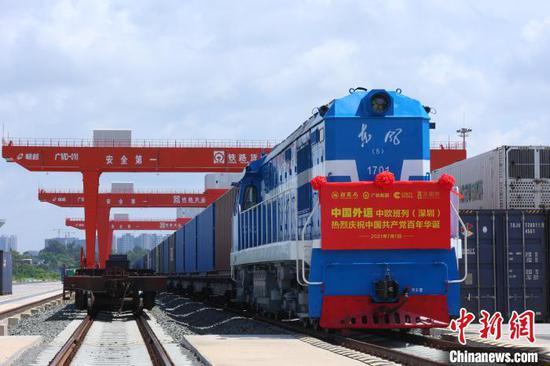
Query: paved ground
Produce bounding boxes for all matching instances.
[0,282,62,314]
[184,334,366,366]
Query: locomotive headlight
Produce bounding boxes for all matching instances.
[370,92,391,114]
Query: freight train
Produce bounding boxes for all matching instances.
[135,88,463,329]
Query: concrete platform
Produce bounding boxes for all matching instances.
[0,282,62,316]
[183,334,365,366]
[0,335,42,365]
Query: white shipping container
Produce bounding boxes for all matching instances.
[93,130,132,147]
[176,207,203,219]
[432,145,550,209]
[113,213,129,221]
[111,182,134,193]
[204,173,243,190]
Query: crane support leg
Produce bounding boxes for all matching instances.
[97,206,111,268]
[82,171,100,268]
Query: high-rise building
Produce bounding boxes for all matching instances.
[116,233,136,254]
[115,233,169,253]
[0,235,17,251]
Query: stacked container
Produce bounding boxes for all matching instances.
[432,145,550,209]
[459,210,549,321]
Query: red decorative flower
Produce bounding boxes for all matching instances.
[437,174,455,191]
[374,171,395,188]
[310,176,327,191]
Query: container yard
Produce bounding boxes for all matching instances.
[1,2,550,366]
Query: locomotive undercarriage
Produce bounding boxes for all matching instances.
[235,261,309,319]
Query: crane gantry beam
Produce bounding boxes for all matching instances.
[40,188,227,267]
[3,138,273,268]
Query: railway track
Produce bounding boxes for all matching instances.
[0,292,64,321]
[48,312,175,366]
[164,292,549,366]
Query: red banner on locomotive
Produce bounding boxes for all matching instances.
[311,172,455,250]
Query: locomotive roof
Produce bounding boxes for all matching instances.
[265,89,429,163]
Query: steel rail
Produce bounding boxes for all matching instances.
[0,292,64,321]
[136,313,175,366]
[49,315,94,366]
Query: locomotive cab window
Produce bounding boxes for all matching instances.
[243,185,258,210]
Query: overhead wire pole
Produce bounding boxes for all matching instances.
[39,188,227,267]
[3,137,274,268]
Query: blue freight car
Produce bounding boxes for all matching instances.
[197,205,215,272]
[459,210,549,322]
[175,227,185,273]
[184,218,197,272]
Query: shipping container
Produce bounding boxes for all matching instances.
[215,188,237,271]
[168,233,176,273]
[113,213,129,221]
[175,227,185,273]
[197,205,215,272]
[155,245,160,273]
[111,182,134,193]
[459,210,549,322]
[93,129,131,147]
[205,173,243,190]
[432,145,550,209]
[162,240,169,274]
[185,219,197,272]
[0,251,12,295]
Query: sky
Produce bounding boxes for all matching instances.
[1,0,550,251]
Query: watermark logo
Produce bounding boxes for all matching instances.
[449,308,536,345]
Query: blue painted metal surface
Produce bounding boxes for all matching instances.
[162,240,169,274]
[184,218,197,272]
[308,248,460,318]
[459,210,549,322]
[197,205,215,272]
[175,227,185,273]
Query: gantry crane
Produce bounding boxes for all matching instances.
[3,137,273,267]
[39,188,226,266]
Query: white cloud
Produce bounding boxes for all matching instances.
[1,1,550,250]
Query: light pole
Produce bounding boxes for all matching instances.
[456,128,472,149]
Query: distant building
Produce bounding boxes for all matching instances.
[137,233,168,251]
[115,233,168,253]
[0,235,17,251]
[116,233,136,254]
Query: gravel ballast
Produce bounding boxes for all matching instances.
[152,292,288,346]
[9,301,83,365]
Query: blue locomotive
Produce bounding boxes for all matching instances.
[138,88,461,329]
